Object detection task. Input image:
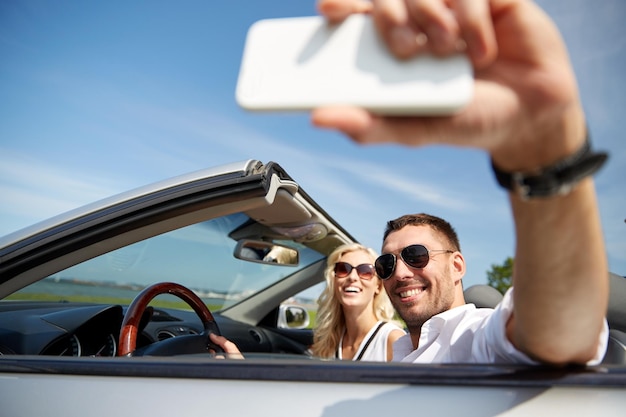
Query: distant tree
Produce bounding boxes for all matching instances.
[486,257,514,294]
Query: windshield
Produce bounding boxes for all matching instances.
[9,213,325,311]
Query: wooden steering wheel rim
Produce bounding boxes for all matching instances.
[118,282,216,356]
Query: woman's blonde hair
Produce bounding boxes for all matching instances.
[310,243,397,359]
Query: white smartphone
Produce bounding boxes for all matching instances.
[236,14,473,116]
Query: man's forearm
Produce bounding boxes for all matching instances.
[508,178,608,365]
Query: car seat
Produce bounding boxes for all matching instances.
[463,284,503,308]
[602,272,626,365]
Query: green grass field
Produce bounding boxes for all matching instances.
[5,292,222,311]
[6,292,317,328]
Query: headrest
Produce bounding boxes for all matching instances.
[608,272,626,332]
[463,284,503,309]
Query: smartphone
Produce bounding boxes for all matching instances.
[236,14,473,116]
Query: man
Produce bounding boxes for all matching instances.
[311,0,609,366]
[375,212,607,364]
[213,0,609,365]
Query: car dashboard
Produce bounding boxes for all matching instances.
[0,302,312,357]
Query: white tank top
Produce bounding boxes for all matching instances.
[336,321,405,362]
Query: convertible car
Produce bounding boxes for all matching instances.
[1,159,624,416]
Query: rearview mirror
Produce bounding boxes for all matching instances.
[234,239,299,266]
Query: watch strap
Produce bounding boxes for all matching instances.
[491,135,608,199]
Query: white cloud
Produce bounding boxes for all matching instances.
[0,150,124,235]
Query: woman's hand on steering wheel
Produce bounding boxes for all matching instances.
[209,333,244,359]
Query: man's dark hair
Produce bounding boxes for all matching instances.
[383,213,461,252]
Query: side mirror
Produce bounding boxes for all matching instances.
[278,305,310,329]
[234,239,299,266]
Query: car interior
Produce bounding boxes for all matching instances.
[0,160,624,366]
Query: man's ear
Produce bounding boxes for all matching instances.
[452,252,466,282]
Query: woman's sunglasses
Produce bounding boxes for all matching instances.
[334,262,376,280]
[375,244,453,280]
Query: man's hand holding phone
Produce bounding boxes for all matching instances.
[312,0,587,175]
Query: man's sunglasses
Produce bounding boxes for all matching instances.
[334,262,376,280]
[375,244,454,280]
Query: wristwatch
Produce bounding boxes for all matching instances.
[491,134,608,200]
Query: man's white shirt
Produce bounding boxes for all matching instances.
[392,288,608,364]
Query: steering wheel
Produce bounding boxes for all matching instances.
[118,282,222,356]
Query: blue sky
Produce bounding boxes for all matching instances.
[1,0,624,289]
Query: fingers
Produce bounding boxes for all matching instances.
[398,0,461,56]
[369,0,497,66]
[371,0,427,59]
[209,332,244,359]
[318,0,498,65]
[452,0,497,68]
[312,105,473,147]
[317,0,373,23]
[311,106,376,138]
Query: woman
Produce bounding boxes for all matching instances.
[311,243,405,361]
